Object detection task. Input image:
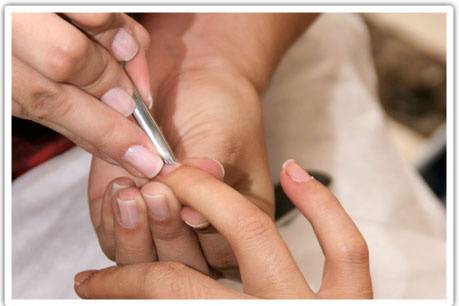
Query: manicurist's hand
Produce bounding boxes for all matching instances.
[13,13,165,178]
[75,159,372,299]
[88,13,318,276]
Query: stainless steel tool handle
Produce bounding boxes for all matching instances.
[131,90,176,165]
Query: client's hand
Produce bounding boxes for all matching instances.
[75,160,372,299]
[88,13,285,276]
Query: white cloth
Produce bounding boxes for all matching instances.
[12,13,445,299]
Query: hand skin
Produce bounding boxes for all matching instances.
[88,13,318,275]
[75,159,373,299]
[12,13,165,178]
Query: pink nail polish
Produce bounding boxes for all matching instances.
[101,87,135,116]
[184,220,210,229]
[112,28,139,61]
[282,159,313,182]
[123,145,164,178]
[116,198,139,228]
[144,194,170,221]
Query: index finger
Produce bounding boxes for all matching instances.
[159,165,312,298]
[280,159,372,298]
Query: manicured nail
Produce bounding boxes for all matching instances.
[159,162,181,176]
[123,145,164,178]
[112,28,139,61]
[116,198,139,228]
[282,159,313,182]
[112,182,130,193]
[144,194,170,221]
[146,94,153,109]
[184,220,210,229]
[101,87,135,116]
[211,158,225,179]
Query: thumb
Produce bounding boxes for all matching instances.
[74,262,242,299]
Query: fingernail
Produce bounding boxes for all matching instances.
[282,159,313,182]
[123,145,164,178]
[116,198,139,228]
[74,270,97,287]
[112,182,130,193]
[159,162,181,176]
[101,87,135,116]
[211,158,225,179]
[146,94,153,109]
[112,28,139,61]
[144,193,170,221]
[184,220,210,229]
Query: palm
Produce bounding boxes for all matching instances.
[88,13,274,271]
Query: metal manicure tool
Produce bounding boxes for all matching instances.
[122,61,176,165]
[131,89,177,165]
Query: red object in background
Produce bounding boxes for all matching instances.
[12,117,74,179]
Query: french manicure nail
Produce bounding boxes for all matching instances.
[101,87,135,116]
[282,159,313,182]
[123,145,164,178]
[112,28,139,61]
[184,220,210,229]
[116,198,139,228]
[144,193,170,221]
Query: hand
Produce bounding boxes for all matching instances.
[88,13,294,274]
[12,13,165,178]
[75,159,372,299]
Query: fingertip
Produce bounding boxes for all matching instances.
[183,158,225,180]
[74,269,98,288]
[181,206,210,229]
[124,49,152,106]
[111,177,136,194]
[281,159,314,183]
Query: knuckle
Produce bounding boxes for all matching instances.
[144,262,191,298]
[47,35,90,81]
[152,223,187,242]
[25,84,72,121]
[237,213,275,243]
[205,247,238,271]
[91,121,122,156]
[335,238,370,265]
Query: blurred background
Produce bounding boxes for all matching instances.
[364,13,446,203]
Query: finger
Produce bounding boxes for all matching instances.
[92,177,135,261]
[159,166,312,298]
[112,186,156,265]
[140,181,208,274]
[280,159,372,298]
[63,13,153,103]
[63,13,150,57]
[160,157,226,230]
[163,158,239,274]
[13,13,138,114]
[74,262,245,299]
[12,56,163,178]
